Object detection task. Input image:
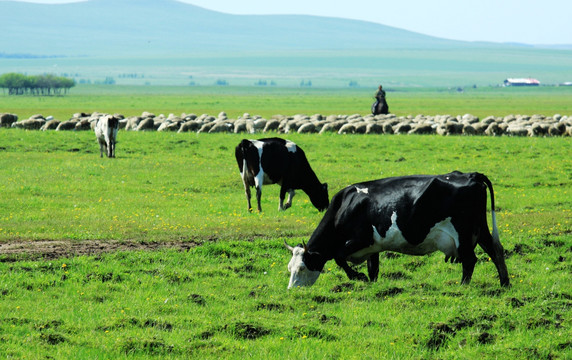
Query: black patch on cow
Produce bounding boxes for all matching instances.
[108,116,119,129]
[259,138,293,184]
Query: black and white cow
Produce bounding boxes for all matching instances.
[235,138,329,212]
[285,171,510,288]
[95,115,119,158]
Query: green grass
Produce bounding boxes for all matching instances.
[1,131,570,243]
[0,130,570,358]
[0,241,569,359]
[1,84,571,121]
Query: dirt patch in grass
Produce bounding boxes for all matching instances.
[256,302,292,312]
[375,287,404,299]
[330,282,355,293]
[0,239,199,260]
[426,322,456,350]
[226,321,271,340]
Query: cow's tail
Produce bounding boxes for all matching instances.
[235,139,249,173]
[478,173,499,242]
[236,139,255,186]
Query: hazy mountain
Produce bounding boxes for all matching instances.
[2,0,571,87]
[2,0,492,57]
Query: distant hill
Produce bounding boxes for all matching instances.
[2,0,493,57]
[1,0,571,87]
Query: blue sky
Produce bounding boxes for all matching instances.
[7,0,572,44]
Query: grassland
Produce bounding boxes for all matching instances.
[0,127,570,358]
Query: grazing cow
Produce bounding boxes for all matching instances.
[235,137,329,212]
[285,171,509,288]
[95,115,119,158]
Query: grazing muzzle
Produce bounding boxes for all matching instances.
[284,241,321,289]
[311,183,329,212]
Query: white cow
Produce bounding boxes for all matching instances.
[95,115,119,158]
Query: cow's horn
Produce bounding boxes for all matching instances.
[283,240,295,252]
[302,240,307,252]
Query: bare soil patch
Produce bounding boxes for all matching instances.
[0,239,197,261]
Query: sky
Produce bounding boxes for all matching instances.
[8,0,572,45]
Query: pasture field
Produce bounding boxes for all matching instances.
[1,84,572,121]
[0,130,570,359]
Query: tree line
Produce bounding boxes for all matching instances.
[0,73,75,96]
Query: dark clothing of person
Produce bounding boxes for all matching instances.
[372,89,389,115]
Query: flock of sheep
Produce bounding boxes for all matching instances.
[2,111,572,137]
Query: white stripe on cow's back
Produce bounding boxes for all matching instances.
[285,140,297,153]
[248,140,280,186]
[248,139,296,153]
[250,139,264,153]
[247,140,265,187]
[355,186,369,194]
[347,212,459,263]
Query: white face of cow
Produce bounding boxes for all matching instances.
[286,243,321,289]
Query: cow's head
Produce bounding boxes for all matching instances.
[311,183,329,212]
[284,241,321,289]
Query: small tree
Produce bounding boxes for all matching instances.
[0,72,75,95]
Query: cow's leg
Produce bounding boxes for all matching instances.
[279,186,295,211]
[367,253,379,282]
[279,186,286,211]
[255,185,262,212]
[478,231,510,287]
[335,258,368,282]
[335,222,375,282]
[460,252,477,285]
[285,189,295,209]
[240,169,254,212]
[98,139,105,158]
[241,179,253,212]
[246,188,252,211]
[110,140,115,158]
[100,141,107,157]
[457,236,477,285]
[252,171,264,212]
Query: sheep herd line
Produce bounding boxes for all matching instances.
[2,111,572,137]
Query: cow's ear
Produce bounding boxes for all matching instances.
[323,183,328,190]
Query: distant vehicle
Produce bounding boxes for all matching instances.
[503,78,540,86]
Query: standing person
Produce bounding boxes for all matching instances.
[372,85,389,115]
